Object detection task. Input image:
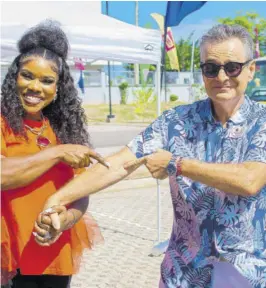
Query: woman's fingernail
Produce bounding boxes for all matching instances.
[32,232,37,237]
[41,207,53,215]
[105,161,111,168]
[44,232,51,240]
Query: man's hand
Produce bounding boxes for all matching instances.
[124,149,172,180]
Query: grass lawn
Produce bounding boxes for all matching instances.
[83,101,186,124]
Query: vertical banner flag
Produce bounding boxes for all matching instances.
[74,58,85,71]
[160,1,207,86]
[74,58,85,94]
[78,71,85,94]
[151,13,179,71]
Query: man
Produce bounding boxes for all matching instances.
[37,24,266,287]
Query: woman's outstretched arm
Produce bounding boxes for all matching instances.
[1,144,108,190]
[44,146,138,209]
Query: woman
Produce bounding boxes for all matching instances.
[1,21,107,287]
[38,24,266,287]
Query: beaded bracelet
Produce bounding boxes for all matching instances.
[176,157,183,177]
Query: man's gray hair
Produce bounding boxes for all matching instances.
[199,24,254,61]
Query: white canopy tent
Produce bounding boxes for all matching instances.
[1,4,161,64]
[1,1,164,246]
[1,1,162,111]
[1,18,161,65]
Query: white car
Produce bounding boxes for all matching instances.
[247,56,266,104]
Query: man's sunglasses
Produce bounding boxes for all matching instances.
[200,60,252,78]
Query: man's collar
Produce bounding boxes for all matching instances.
[199,96,251,125]
[229,96,251,124]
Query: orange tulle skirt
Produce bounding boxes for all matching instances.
[1,211,103,285]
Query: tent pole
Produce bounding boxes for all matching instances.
[150,62,170,257]
[156,62,161,116]
[107,61,114,121]
[156,62,161,242]
[156,179,161,243]
[106,1,115,122]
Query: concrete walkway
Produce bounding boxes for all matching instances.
[95,146,151,180]
[71,177,173,288]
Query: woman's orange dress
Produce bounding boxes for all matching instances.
[1,116,103,284]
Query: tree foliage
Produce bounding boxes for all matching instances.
[132,85,156,121]
[123,63,134,71]
[165,32,200,71]
[218,12,266,55]
[124,12,266,74]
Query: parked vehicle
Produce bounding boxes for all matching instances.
[246,56,266,104]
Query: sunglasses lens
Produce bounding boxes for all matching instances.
[202,63,219,78]
[224,62,242,77]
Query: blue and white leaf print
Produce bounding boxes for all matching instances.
[182,266,212,288]
[216,228,252,251]
[196,209,209,224]
[188,185,213,212]
[243,266,266,288]
[254,221,264,251]
[218,204,240,226]
[128,97,266,288]
[233,252,266,269]
[252,132,266,149]
[201,229,211,257]
[173,121,186,137]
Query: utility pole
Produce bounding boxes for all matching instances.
[134,1,139,86]
[189,39,195,103]
[190,40,195,81]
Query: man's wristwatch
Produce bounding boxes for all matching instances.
[167,154,183,177]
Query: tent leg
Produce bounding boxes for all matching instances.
[156,62,161,116]
[155,63,161,244]
[106,61,115,122]
[157,179,161,243]
[149,63,169,257]
[149,180,169,257]
[150,239,169,257]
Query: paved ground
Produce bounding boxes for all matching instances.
[70,178,173,288]
[70,125,174,288]
[95,146,152,180]
[88,125,144,148]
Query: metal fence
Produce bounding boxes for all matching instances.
[1,65,203,88]
[83,71,102,87]
[82,70,203,87]
[105,70,203,87]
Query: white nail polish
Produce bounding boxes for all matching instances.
[44,232,51,240]
[41,207,53,215]
[105,162,111,168]
[45,207,53,213]
[32,232,37,237]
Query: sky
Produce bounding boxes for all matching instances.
[102,1,266,41]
